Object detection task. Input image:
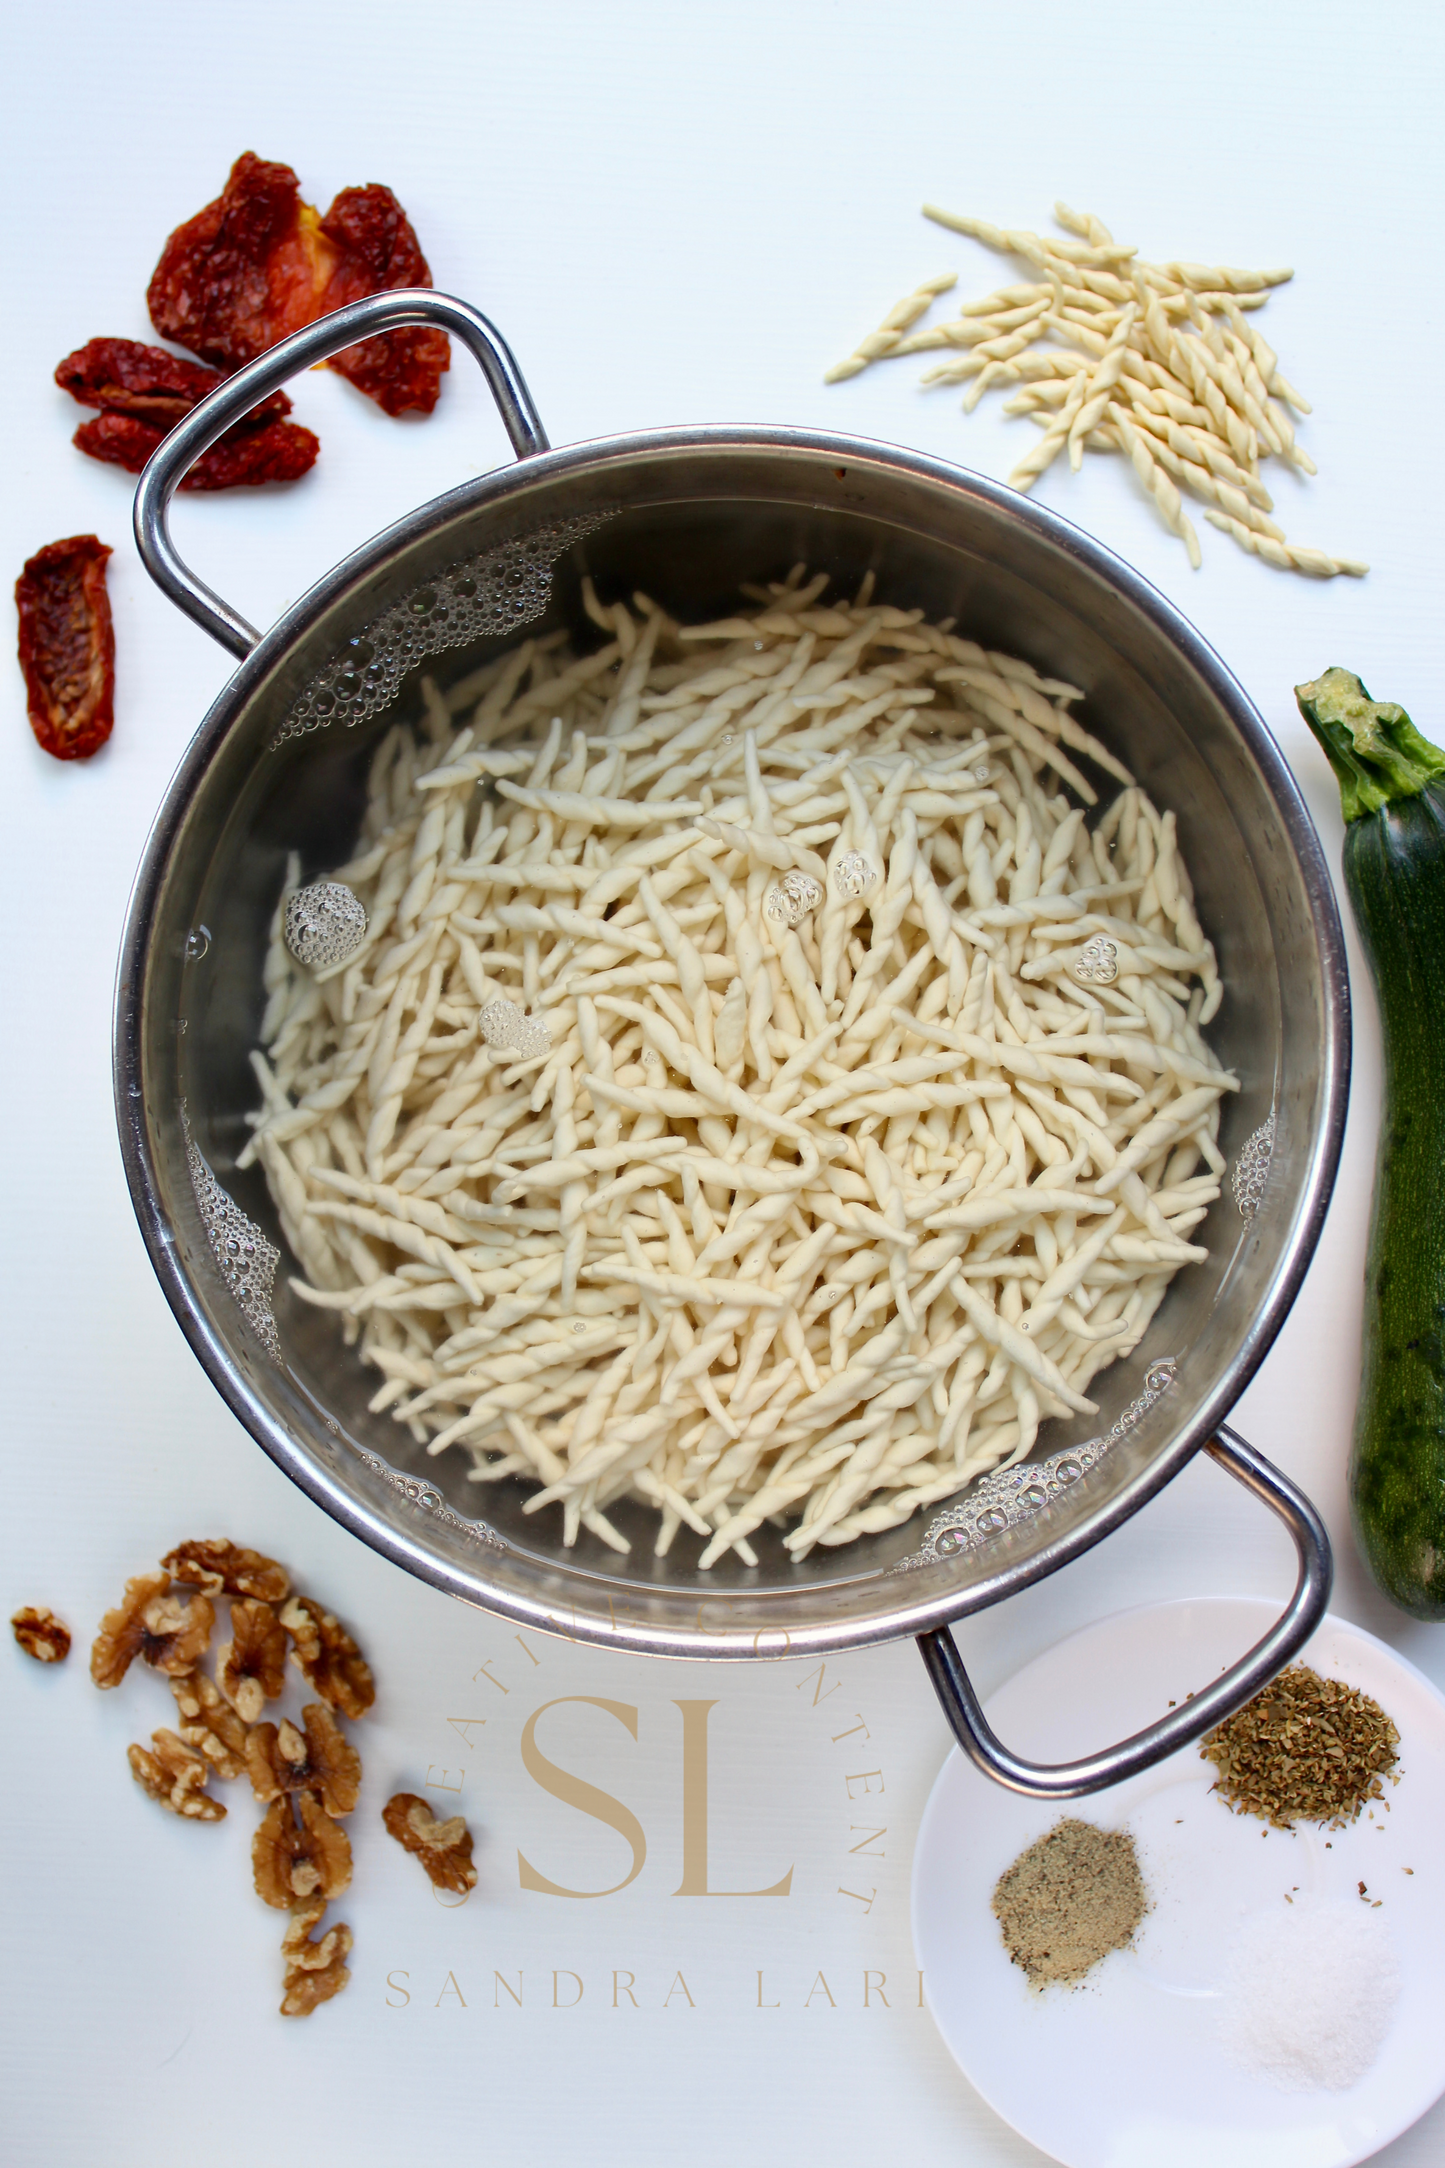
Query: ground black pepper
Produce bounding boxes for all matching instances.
[991,1819,1147,1987]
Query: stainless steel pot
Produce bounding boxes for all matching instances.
[119,290,1348,1798]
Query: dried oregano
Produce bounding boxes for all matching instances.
[1200,1664,1399,1830]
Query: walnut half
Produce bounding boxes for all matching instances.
[382,1792,478,1893]
[280,1596,374,1719]
[280,1897,353,2017]
[128,1730,227,1821]
[161,1539,290,1605]
[217,1598,288,1724]
[253,1792,352,1909]
[92,1575,214,1687]
[169,1668,249,1781]
[247,1702,361,1817]
[12,1606,70,1662]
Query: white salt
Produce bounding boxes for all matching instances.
[1216,1897,1401,2091]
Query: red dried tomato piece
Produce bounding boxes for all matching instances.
[316,187,449,417]
[57,336,314,488]
[55,337,292,429]
[16,536,115,761]
[146,154,448,417]
[168,417,318,490]
[71,412,171,476]
[72,411,318,490]
[146,154,326,368]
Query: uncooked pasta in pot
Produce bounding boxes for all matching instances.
[241,567,1236,1565]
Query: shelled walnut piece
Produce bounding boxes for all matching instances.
[128,1729,227,1821]
[254,1790,353,1906]
[161,1540,291,1604]
[91,1574,214,1687]
[11,1606,70,1662]
[247,1702,361,1817]
[280,1595,374,1718]
[92,1540,377,2018]
[281,1897,353,2017]
[217,1597,288,1723]
[383,1791,478,1894]
[169,1667,249,1780]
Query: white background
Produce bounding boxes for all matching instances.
[2,3,1443,2163]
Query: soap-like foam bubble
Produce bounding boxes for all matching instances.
[272,512,610,747]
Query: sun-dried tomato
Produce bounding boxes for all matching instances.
[146,154,324,367]
[55,337,292,429]
[16,536,115,761]
[72,411,319,490]
[316,187,450,417]
[147,153,448,416]
[56,336,318,490]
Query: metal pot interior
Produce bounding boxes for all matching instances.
[121,433,1345,1655]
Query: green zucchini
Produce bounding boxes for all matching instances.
[1297,667,1445,1619]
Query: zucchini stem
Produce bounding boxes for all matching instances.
[1296,667,1445,822]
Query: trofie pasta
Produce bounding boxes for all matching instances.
[242,570,1236,1566]
[827,202,1366,580]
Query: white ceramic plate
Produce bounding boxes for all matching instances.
[912,1598,1445,2168]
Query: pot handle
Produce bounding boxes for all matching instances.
[915,1424,1332,1798]
[132,289,550,661]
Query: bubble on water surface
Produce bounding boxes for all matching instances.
[273,513,612,747]
[834,851,876,901]
[766,871,824,927]
[1074,934,1119,985]
[284,882,368,971]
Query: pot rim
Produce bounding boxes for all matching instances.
[114,421,1351,1657]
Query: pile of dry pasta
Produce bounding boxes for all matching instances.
[241,569,1236,1566]
[827,202,1365,580]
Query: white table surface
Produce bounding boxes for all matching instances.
[3,4,1443,2163]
